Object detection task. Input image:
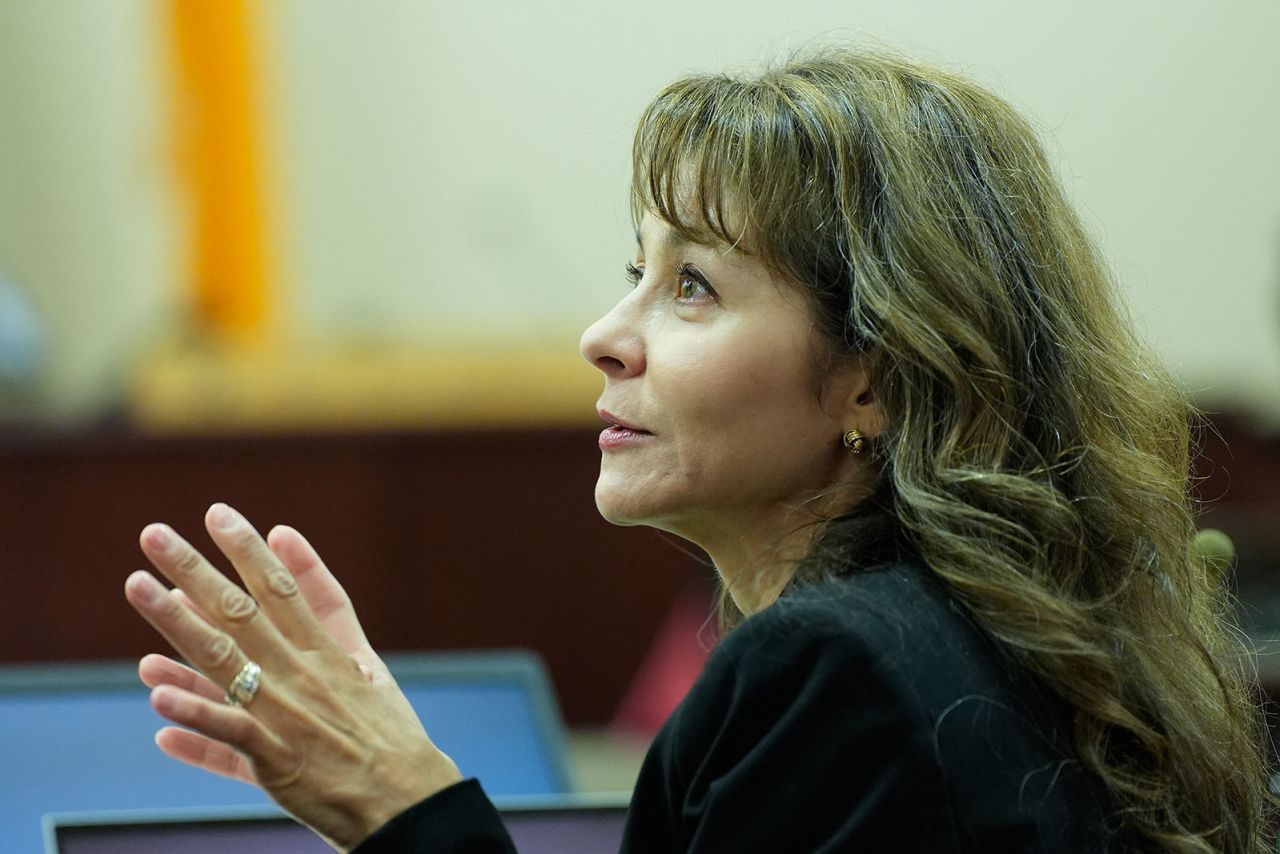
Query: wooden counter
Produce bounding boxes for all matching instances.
[0,427,707,725]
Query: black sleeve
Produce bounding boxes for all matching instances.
[351,778,517,854]
[622,605,960,853]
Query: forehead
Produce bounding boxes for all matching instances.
[635,213,747,260]
[633,167,757,250]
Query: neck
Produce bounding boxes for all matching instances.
[690,491,856,616]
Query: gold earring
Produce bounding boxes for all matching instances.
[842,429,866,454]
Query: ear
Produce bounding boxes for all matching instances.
[824,355,886,441]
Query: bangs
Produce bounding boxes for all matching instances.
[630,75,792,259]
[628,67,857,345]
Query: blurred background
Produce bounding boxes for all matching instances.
[1,0,1278,798]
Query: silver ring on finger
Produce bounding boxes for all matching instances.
[225,660,263,707]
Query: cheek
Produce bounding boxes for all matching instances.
[660,333,822,430]
[655,333,835,480]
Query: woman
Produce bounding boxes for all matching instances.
[125,48,1276,852]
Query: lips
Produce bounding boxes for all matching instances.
[597,408,651,435]
[596,407,653,451]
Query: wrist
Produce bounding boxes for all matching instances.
[348,753,464,847]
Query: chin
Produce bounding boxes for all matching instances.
[594,483,699,543]
[593,476,669,528]
[593,485,643,527]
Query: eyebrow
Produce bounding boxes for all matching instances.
[635,227,692,254]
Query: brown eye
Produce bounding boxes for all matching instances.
[674,263,715,302]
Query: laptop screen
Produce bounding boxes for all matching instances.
[53,816,325,854]
[48,800,631,854]
[2,652,574,853]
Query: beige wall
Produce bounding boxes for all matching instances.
[1,0,1277,423]
[0,1,180,420]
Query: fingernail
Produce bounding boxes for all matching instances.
[210,503,238,530]
[129,571,163,604]
[143,524,173,554]
[152,686,183,716]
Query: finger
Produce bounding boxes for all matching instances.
[150,684,299,787]
[155,726,259,786]
[139,653,225,704]
[126,568,269,690]
[267,525,376,659]
[172,588,213,625]
[136,523,293,670]
[204,504,334,652]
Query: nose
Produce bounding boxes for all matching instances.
[580,298,645,379]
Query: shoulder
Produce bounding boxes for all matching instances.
[748,563,1113,842]
[695,562,959,754]
[628,563,966,852]
[699,562,968,736]
[724,561,1082,722]
[711,560,1020,724]
[724,560,970,669]
[626,561,1117,852]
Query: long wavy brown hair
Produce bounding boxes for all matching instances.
[631,48,1276,852]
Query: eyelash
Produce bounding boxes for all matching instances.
[674,263,715,302]
[622,261,717,303]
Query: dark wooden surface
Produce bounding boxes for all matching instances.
[0,427,708,725]
[2,414,1278,726]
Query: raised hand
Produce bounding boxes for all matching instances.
[125,503,462,850]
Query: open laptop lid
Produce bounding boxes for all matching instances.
[2,651,574,853]
[45,793,632,854]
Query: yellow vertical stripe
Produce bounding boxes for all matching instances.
[170,0,274,343]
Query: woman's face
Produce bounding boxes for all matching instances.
[580,213,871,567]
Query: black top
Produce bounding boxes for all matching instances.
[355,561,1117,853]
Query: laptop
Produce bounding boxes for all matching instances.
[44,795,632,854]
[1,651,574,853]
